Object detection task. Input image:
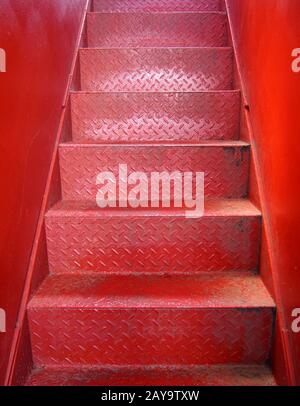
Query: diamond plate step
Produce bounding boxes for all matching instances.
[59,141,249,200]
[87,12,228,48]
[24,0,276,386]
[26,365,276,386]
[94,0,222,13]
[71,91,240,142]
[45,199,261,274]
[28,272,274,366]
[80,48,233,92]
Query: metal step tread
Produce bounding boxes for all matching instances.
[25,364,276,386]
[28,272,274,309]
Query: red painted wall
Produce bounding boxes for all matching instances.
[0,0,87,385]
[227,0,300,385]
[1,0,299,386]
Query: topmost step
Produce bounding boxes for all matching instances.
[94,0,222,13]
[87,12,228,48]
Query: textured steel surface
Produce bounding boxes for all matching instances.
[24,1,277,384]
[59,142,249,200]
[28,273,274,308]
[28,273,274,365]
[45,200,260,273]
[29,308,272,366]
[28,306,272,365]
[26,365,277,386]
[71,91,240,142]
[94,0,222,13]
[0,0,91,387]
[80,48,233,92]
[87,12,228,48]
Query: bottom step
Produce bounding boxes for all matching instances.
[26,365,276,386]
[28,273,274,366]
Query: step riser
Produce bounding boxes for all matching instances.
[87,13,228,48]
[94,0,222,13]
[28,308,273,366]
[45,215,260,273]
[71,92,240,142]
[80,48,233,92]
[59,145,249,200]
[26,1,276,384]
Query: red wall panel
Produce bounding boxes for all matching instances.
[1,0,300,386]
[227,0,300,385]
[0,0,87,385]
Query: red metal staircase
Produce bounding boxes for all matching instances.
[25,0,276,386]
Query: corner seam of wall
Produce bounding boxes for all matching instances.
[4,0,91,386]
[224,0,296,386]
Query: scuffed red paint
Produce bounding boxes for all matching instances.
[0,0,88,385]
[227,0,300,385]
[1,0,290,385]
[26,365,276,386]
